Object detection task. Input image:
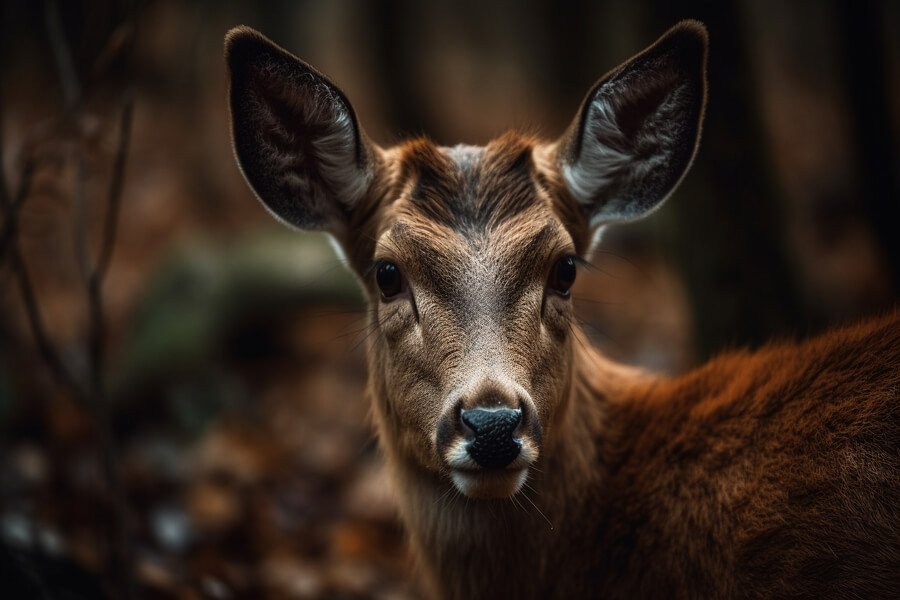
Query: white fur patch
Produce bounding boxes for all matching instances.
[444,431,538,499]
[326,233,349,265]
[445,439,479,470]
[450,468,529,499]
[312,107,371,208]
[562,96,633,214]
[445,144,484,169]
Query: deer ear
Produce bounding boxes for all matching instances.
[226,26,375,234]
[557,20,708,227]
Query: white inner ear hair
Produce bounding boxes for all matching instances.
[313,100,372,209]
[561,96,633,209]
[257,70,371,212]
[562,76,690,226]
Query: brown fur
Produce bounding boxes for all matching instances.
[368,138,900,597]
[225,21,900,599]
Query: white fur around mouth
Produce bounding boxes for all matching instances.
[443,437,539,498]
[450,468,529,499]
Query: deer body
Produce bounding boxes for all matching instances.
[225,21,900,599]
[392,314,900,598]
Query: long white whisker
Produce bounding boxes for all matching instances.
[520,487,554,531]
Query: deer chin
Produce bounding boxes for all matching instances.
[450,468,530,499]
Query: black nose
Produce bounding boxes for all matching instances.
[460,408,522,469]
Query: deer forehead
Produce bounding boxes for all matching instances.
[381,134,562,232]
[375,139,574,314]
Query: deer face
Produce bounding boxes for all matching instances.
[226,22,707,498]
[363,138,580,498]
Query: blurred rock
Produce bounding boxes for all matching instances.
[1,512,34,548]
[151,505,194,553]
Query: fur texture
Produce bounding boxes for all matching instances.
[392,314,900,599]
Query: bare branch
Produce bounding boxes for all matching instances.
[94,95,135,280]
[43,0,81,115]
[0,155,40,266]
[84,96,137,600]
[6,241,84,398]
[73,153,90,280]
[0,91,8,206]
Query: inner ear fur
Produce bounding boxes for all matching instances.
[225,26,376,234]
[556,20,709,227]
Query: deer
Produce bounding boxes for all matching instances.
[224,20,900,599]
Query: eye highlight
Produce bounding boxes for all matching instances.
[375,261,405,300]
[549,256,577,296]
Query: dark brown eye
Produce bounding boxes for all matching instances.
[549,256,577,296]
[376,261,404,299]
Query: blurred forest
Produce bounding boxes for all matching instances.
[0,0,898,598]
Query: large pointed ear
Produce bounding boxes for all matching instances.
[225,26,376,234]
[556,20,708,227]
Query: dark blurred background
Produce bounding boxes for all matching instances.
[1,0,898,598]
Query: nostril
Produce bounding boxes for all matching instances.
[460,408,522,469]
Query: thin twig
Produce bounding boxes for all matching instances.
[73,153,90,279]
[43,0,81,115]
[85,96,136,600]
[0,91,9,206]
[94,96,134,280]
[6,241,84,397]
[0,155,40,267]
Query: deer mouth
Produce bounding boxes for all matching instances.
[443,436,539,499]
[450,467,530,499]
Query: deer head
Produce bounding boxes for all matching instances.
[226,21,707,499]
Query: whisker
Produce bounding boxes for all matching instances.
[568,321,593,355]
[309,307,367,318]
[509,494,526,515]
[575,316,623,351]
[329,315,373,340]
[572,296,623,307]
[591,249,673,299]
[520,485,554,531]
[589,249,643,276]
[328,317,377,348]
[350,315,392,352]
[435,484,457,510]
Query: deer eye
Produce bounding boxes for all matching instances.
[549,256,577,296]
[376,261,405,299]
